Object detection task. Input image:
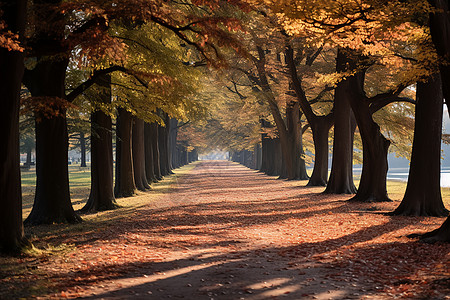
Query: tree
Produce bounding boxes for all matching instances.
[0,0,29,253]
[324,49,358,194]
[21,0,248,224]
[272,0,424,201]
[412,0,450,241]
[114,107,137,198]
[393,74,448,216]
[241,29,309,180]
[133,117,151,191]
[285,43,334,186]
[81,73,117,212]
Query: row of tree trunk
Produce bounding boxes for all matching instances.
[236,46,448,217]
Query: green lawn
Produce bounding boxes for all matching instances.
[20,164,450,218]
[21,164,91,218]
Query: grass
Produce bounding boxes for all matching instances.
[22,162,198,242]
[5,162,450,299]
[21,164,450,218]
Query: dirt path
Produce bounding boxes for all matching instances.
[2,161,450,299]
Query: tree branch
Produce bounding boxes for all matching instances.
[66,66,148,102]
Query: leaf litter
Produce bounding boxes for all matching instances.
[1,161,449,299]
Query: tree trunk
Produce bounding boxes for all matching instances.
[144,122,157,183]
[0,0,29,253]
[255,144,262,170]
[259,119,271,173]
[337,49,391,202]
[393,75,448,216]
[170,118,178,169]
[285,45,332,185]
[273,138,283,177]
[25,147,32,167]
[80,132,87,167]
[158,123,170,176]
[422,0,450,241]
[307,119,332,186]
[429,0,450,116]
[324,50,357,194]
[82,74,117,212]
[114,108,136,198]
[23,58,81,225]
[151,122,162,180]
[132,117,151,191]
[419,216,450,243]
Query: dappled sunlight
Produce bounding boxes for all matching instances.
[5,161,449,299]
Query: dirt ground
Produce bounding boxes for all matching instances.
[1,160,450,299]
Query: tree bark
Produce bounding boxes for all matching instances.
[255,143,262,170]
[114,108,136,198]
[158,121,171,176]
[307,119,332,186]
[324,49,357,194]
[23,59,81,225]
[25,147,32,167]
[22,0,81,225]
[393,74,448,216]
[429,0,450,116]
[144,122,157,183]
[81,74,117,212]
[259,118,271,173]
[170,118,178,169]
[79,132,87,167]
[418,216,450,243]
[132,117,151,191]
[151,122,162,180]
[337,49,391,202]
[285,45,333,186]
[422,0,450,241]
[0,0,29,253]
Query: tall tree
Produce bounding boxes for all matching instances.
[393,74,448,216]
[324,49,357,194]
[114,107,136,198]
[0,0,29,253]
[413,0,450,242]
[285,43,334,186]
[133,117,151,191]
[81,73,117,212]
[23,0,81,224]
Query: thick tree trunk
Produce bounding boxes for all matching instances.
[80,132,87,167]
[429,0,450,115]
[324,51,357,194]
[151,122,162,180]
[0,0,29,253]
[273,138,284,177]
[23,59,81,225]
[394,75,448,216]
[170,118,178,169]
[307,119,331,186]
[255,144,262,170]
[422,0,450,241]
[351,124,391,202]
[82,74,117,212]
[158,123,170,176]
[337,49,390,202]
[132,117,151,191]
[285,45,332,185]
[114,108,136,198]
[259,119,271,173]
[144,122,157,183]
[26,113,82,224]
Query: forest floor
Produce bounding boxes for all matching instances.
[1,160,450,299]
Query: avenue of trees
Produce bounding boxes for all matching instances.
[1,0,450,253]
